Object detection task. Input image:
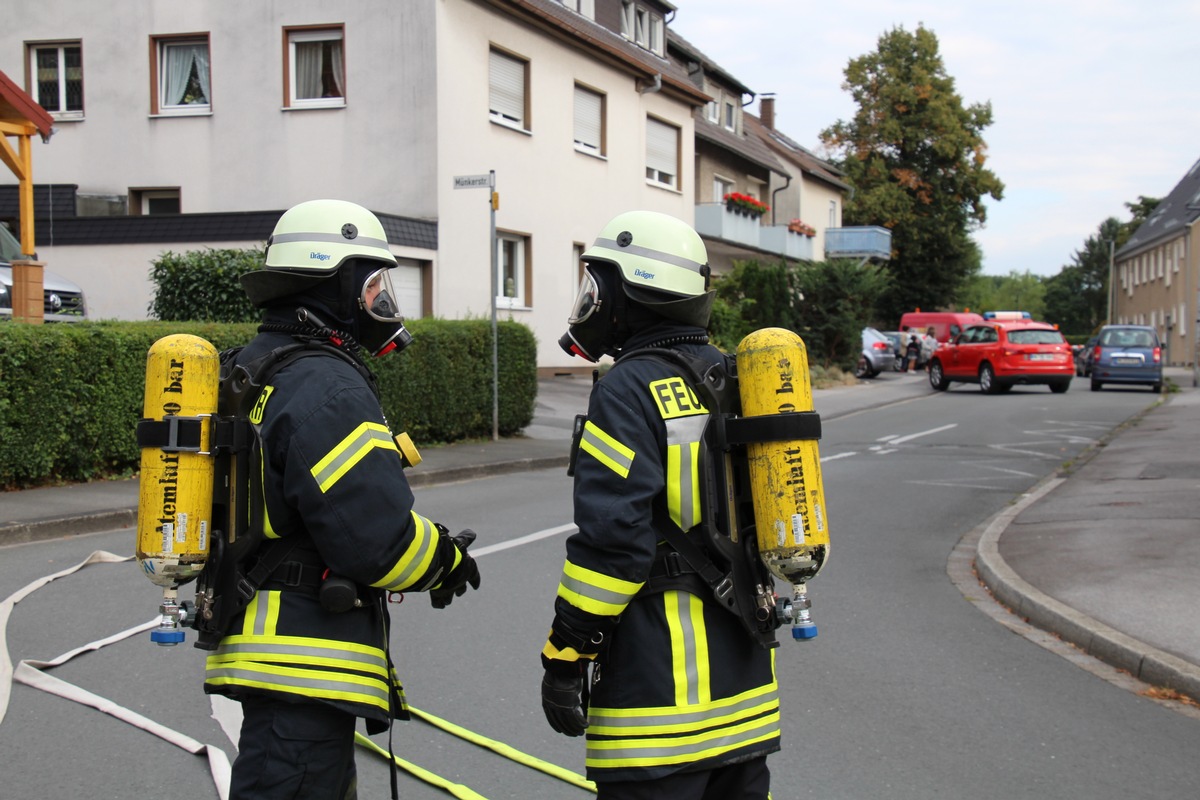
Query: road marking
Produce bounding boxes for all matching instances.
[472,523,577,557]
[976,464,1038,478]
[889,423,957,445]
[820,452,857,463]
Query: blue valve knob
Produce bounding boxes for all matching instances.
[792,622,818,640]
[151,628,185,645]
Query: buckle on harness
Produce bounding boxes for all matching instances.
[713,575,735,601]
[664,551,685,578]
[235,577,256,601]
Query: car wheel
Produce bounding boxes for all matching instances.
[1090,379,1101,392]
[979,363,1000,394]
[1050,380,1070,394]
[854,354,874,379]
[929,361,949,391]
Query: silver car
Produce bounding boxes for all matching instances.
[0,224,88,321]
[855,326,897,378]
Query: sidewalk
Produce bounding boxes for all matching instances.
[2,368,1198,702]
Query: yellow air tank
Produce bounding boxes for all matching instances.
[736,327,829,639]
[135,334,220,645]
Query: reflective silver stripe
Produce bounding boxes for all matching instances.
[592,238,705,274]
[560,571,640,609]
[585,712,780,763]
[206,665,391,706]
[673,592,701,705]
[373,514,437,590]
[250,592,270,636]
[271,231,392,252]
[665,416,706,531]
[212,641,387,672]
[588,686,779,730]
[311,425,395,492]
[580,423,635,478]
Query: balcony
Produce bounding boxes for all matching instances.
[824,226,893,260]
[694,203,764,249]
[760,225,814,261]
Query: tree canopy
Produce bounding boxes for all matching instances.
[820,24,1004,325]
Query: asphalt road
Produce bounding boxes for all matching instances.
[3,378,1198,798]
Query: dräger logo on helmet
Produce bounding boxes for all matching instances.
[634,268,655,280]
[310,251,332,262]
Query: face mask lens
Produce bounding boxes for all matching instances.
[361,268,403,321]
[568,270,601,325]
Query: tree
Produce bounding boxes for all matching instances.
[820,25,1004,324]
[959,270,1046,321]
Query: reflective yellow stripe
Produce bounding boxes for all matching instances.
[256,447,279,539]
[209,637,390,677]
[371,512,438,590]
[588,679,778,732]
[242,590,282,637]
[665,590,710,706]
[557,560,643,616]
[579,421,635,479]
[205,662,392,712]
[310,422,398,492]
[541,639,599,663]
[586,708,780,768]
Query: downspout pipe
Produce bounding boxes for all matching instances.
[771,174,791,228]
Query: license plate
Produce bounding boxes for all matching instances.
[1114,357,1141,365]
[1028,353,1054,361]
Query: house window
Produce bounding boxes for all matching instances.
[496,231,531,309]
[130,188,181,215]
[573,84,604,155]
[713,177,733,203]
[557,0,595,18]
[286,27,345,108]
[29,42,83,119]
[152,35,211,115]
[645,117,679,189]
[723,101,735,131]
[489,48,528,130]
[829,200,838,227]
[621,2,664,55]
[705,99,719,123]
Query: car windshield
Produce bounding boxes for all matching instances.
[1100,329,1155,348]
[1008,329,1065,345]
[0,223,24,262]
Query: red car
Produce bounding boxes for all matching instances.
[928,320,1074,394]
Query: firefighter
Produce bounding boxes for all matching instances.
[207,199,480,799]
[542,211,779,799]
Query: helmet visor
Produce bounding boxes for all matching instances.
[567,267,603,325]
[361,267,404,322]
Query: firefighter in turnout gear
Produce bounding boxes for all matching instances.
[209,199,480,799]
[542,211,779,798]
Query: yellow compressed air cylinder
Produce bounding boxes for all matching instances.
[736,328,829,588]
[136,334,219,591]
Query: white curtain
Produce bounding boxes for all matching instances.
[164,43,209,106]
[295,41,321,99]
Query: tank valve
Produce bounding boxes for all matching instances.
[790,584,817,641]
[151,589,188,646]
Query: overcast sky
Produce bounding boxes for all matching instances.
[669,0,1200,277]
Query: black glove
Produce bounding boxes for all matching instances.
[541,662,588,737]
[429,528,481,609]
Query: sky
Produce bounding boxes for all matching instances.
[669,0,1200,277]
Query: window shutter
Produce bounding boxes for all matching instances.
[489,50,525,125]
[646,118,677,176]
[574,86,601,150]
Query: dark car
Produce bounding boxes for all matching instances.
[928,320,1073,394]
[1090,325,1163,392]
[1074,336,1098,377]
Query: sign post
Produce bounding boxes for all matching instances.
[454,171,500,441]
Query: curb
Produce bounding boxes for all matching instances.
[974,475,1200,705]
[0,456,571,548]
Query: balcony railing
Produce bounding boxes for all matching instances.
[760,225,814,261]
[824,226,893,260]
[694,203,764,249]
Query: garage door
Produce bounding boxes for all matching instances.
[391,259,423,319]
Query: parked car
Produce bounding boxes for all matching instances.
[855,327,897,378]
[1089,325,1163,393]
[0,223,88,322]
[928,320,1074,394]
[1074,336,1098,377]
[881,331,905,370]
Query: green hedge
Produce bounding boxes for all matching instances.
[0,318,536,489]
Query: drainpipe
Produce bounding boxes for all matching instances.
[771,174,791,227]
[640,73,662,95]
